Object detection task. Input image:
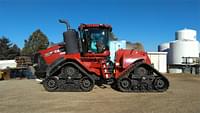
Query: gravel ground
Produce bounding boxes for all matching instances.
[0,74,200,113]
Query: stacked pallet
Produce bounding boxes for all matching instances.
[15,56,32,69]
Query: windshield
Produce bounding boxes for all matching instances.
[81,28,109,53]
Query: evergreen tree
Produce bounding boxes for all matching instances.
[21,29,49,56]
[0,36,20,60]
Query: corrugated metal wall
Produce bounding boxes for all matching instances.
[148,52,167,73]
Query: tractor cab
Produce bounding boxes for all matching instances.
[78,24,112,54]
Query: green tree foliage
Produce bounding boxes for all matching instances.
[0,36,20,60]
[132,42,144,51]
[110,32,118,41]
[21,29,49,56]
[126,41,144,51]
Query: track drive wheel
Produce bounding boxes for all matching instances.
[65,66,77,76]
[117,77,132,92]
[43,77,58,92]
[80,76,94,92]
[153,77,168,92]
[135,66,148,76]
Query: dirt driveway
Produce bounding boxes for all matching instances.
[0,74,200,113]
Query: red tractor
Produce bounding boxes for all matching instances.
[34,20,169,92]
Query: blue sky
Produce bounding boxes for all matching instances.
[0,0,200,51]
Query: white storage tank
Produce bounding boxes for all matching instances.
[199,43,200,54]
[175,29,197,41]
[158,42,170,52]
[169,40,199,64]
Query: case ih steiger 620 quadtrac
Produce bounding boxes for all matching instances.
[34,20,169,92]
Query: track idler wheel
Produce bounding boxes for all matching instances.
[153,77,169,92]
[80,76,94,92]
[117,77,132,92]
[43,77,58,92]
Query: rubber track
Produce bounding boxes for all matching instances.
[117,62,169,92]
[43,62,95,92]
